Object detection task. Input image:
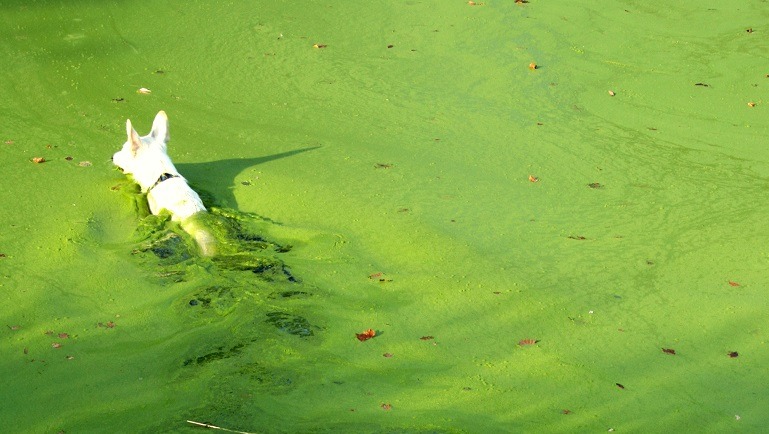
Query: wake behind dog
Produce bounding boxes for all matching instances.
[112,110,216,256]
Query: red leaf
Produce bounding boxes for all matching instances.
[356,329,376,342]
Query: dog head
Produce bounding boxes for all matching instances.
[113,110,179,191]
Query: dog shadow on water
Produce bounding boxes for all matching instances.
[122,146,323,346]
[175,146,320,210]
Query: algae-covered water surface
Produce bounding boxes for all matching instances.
[3,1,769,432]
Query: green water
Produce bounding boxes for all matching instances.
[2,1,769,432]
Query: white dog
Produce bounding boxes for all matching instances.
[113,111,216,256]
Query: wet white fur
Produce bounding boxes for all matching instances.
[113,111,215,256]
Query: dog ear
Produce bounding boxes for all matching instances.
[150,110,170,144]
[126,119,142,155]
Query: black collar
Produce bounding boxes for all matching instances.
[147,173,179,192]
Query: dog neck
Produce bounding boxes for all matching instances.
[147,172,179,193]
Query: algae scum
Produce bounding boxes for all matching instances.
[4,1,769,432]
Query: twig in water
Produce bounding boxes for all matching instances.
[186,420,256,434]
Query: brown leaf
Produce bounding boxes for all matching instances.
[381,403,392,411]
[518,339,539,346]
[419,336,434,341]
[356,329,376,342]
[662,348,676,355]
[31,157,46,164]
[727,351,739,358]
[728,281,741,287]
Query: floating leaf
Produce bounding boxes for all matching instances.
[312,43,327,49]
[381,403,392,411]
[356,329,376,342]
[528,175,539,182]
[31,157,46,164]
[728,281,741,287]
[528,62,537,70]
[728,351,739,358]
[662,348,676,355]
[518,339,539,346]
[137,87,151,94]
[615,383,625,389]
[383,353,393,358]
[419,335,434,341]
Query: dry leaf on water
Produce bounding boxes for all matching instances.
[356,329,376,342]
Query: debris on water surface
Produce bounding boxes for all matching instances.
[662,348,676,355]
[312,43,327,49]
[420,335,434,341]
[356,329,376,342]
[528,62,538,70]
[51,342,62,349]
[518,339,539,346]
[568,235,586,240]
[615,383,625,389]
[728,351,739,358]
[748,102,756,107]
[137,87,151,94]
[694,82,710,87]
[728,281,741,287]
[98,321,116,329]
[381,403,392,411]
[588,182,603,189]
[608,90,616,96]
[374,163,393,169]
[561,409,572,415]
[78,161,92,167]
[186,420,257,434]
[383,353,393,358]
[369,272,393,282]
[8,325,20,330]
[31,157,46,164]
[528,175,539,182]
